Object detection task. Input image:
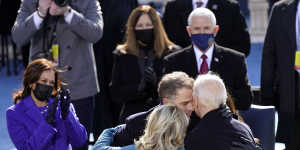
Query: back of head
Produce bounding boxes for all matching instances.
[158,71,194,101]
[135,104,189,150]
[193,73,227,111]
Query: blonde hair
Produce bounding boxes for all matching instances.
[117,5,174,58]
[135,105,189,150]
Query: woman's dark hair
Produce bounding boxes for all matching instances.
[12,59,61,104]
[227,92,244,121]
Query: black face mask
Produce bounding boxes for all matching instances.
[135,29,154,48]
[33,83,53,102]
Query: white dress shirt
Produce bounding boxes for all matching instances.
[193,44,214,73]
[33,8,74,29]
[192,0,209,9]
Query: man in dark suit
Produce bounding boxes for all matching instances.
[185,73,259,150]
[261,0,300,149]
[164,8,252,111]
[163,0,250,57]
[112,71,194,146]
[267,0,280,14]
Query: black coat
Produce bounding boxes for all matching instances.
[110,46,180,122]
[185,108,257,150]
[0,0,20,34]
[164,44,253,110]
[261,0,300,143]
[112,106,156,146]
[163,0,250,57]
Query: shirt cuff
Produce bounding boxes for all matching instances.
[64,8,74,24]
[33,11,44,29]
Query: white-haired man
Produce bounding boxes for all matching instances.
[164,7,252,111]
[185,73,260,150]
[163,0,250,56]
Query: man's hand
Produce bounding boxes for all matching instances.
[38,0,52,17]
[49,2,69,16]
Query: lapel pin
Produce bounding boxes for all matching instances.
[214,57,219,62]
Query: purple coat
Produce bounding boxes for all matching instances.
[6,96,87,150]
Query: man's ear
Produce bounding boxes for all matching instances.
[192,96,197,108]
[162,98,169,104]
[186,26,192,37]
[213,25,220,37]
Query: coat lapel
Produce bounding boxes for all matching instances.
[22,96,46,124]
[187,46,199,77]
[210,44,223,73]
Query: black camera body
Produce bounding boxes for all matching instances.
[53,0,70,7]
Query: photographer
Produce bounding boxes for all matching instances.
[6,59,87,150]
[12,0,103,149]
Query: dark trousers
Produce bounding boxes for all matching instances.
[286,117,300,150]
[72,96,95,150]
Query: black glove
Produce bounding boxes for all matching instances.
[144,67,157,88]
[58,88,71,120]
[45,97,59,126]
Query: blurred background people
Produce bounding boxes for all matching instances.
[93,0,138,140]
[6,59,87,150]
[163,0,250,57]
[11,0,103,149]
[164,8,253,111]
[93,104,189,150]
[261,0,300,149]
[0,0,20,74]
[267,0,280,15]
[109,5,180,123]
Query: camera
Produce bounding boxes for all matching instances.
[53,0,70,7]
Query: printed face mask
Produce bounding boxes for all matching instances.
[191,33,214,51]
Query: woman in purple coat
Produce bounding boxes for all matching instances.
[6,59,87,150]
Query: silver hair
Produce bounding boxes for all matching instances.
[193,73,227,108]
[187,7,217,29]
